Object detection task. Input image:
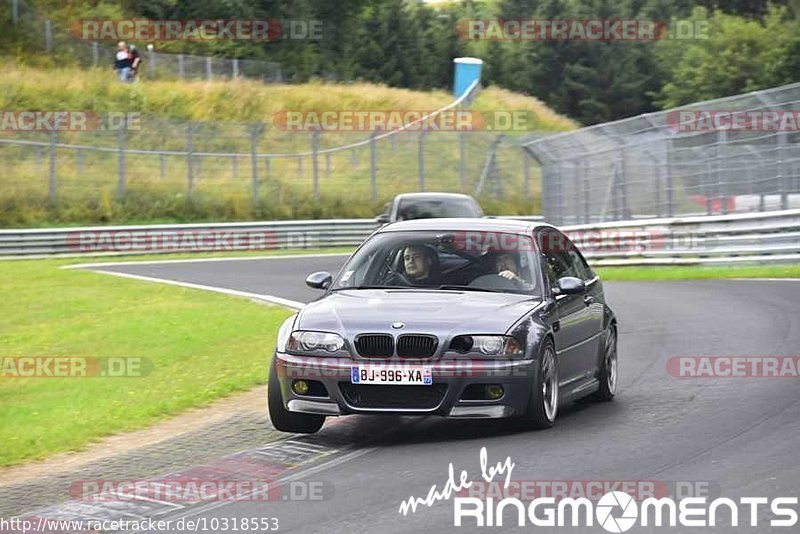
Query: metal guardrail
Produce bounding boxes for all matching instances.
[1,211,799,265]
[563,209,800,266]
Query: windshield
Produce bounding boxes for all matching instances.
[332,230,541,296]
[396,198,482,220]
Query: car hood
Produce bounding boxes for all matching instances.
[296,289,542,338]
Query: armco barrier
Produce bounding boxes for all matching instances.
[1,211,799,266]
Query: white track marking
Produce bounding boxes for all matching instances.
[80,269,304,310]
[730,278,800,281]
[63,252,350,270]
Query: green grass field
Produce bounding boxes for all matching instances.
[595,263,800,281]
[0,255,296,467]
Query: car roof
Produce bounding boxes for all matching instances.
[378,217,557,235]
[394,192,477,201]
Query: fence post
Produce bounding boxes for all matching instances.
[459,132,467,193]
[186,122,195,198]
[148,49,156,78]
[717,130,728,214]
[12,0,19,25]
[311,130,320,201]
[205,57,212,80]
[117,121,127,198]
[250,123,263,205]
[370,130,378,201]
[655,164,663,218]
[778,131,788,210]
[45,20,53,53]
[704,160,713,215]
[617,151,630,219]
[522,149,530,199]
[418,131,426,192]
[582,161,590,223]
[92,43,99,67]
[554,161,563,224]
[76,149,84,178]
[666,137,675,217]
[178,54,185,79]
[611,161,620,221]
[48,131,57,205]
[233,58,239,79]
[159,154,166,180]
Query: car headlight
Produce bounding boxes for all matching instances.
[448,335,523,357]
[288,331,345,353]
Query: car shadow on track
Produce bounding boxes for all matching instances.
[319,398,623,448]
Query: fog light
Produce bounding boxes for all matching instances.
[292,380,310,395]
[486,385,504,400]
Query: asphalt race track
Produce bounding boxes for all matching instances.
[70,256,800,532]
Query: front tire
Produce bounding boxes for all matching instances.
[268,359,325,434]
[517,338,559,430]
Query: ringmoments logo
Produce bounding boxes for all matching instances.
[397,447,799,530]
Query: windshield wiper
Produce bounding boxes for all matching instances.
[436,285,501,293]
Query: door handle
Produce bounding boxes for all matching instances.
[584,295,595,306]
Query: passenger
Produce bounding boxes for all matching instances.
[494,252,534,290]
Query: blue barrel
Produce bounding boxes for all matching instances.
[453,57,483,98]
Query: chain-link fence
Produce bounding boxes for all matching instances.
[524,83,800,225]
[0,115,541,212]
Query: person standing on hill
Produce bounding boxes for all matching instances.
[128,44,142,81]
[114,41,132,82]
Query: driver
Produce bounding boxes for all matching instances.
[494,252,534,290]
[403,245,438,285]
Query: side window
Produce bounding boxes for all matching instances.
[539,230,574,285]
[538,228,594,283]
[567,249,593,280]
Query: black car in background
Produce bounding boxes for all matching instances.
[375,192,483,224]
[268,218,618,434]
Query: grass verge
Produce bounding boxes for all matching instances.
[595,264,800,281]
[0,255,296,467]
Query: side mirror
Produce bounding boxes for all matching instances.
[375,213,390,224]
[305,271,332,290]
[553,276,585,296]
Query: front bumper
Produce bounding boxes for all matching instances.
[273,352,537,418]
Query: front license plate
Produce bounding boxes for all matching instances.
[350,365,432,385]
